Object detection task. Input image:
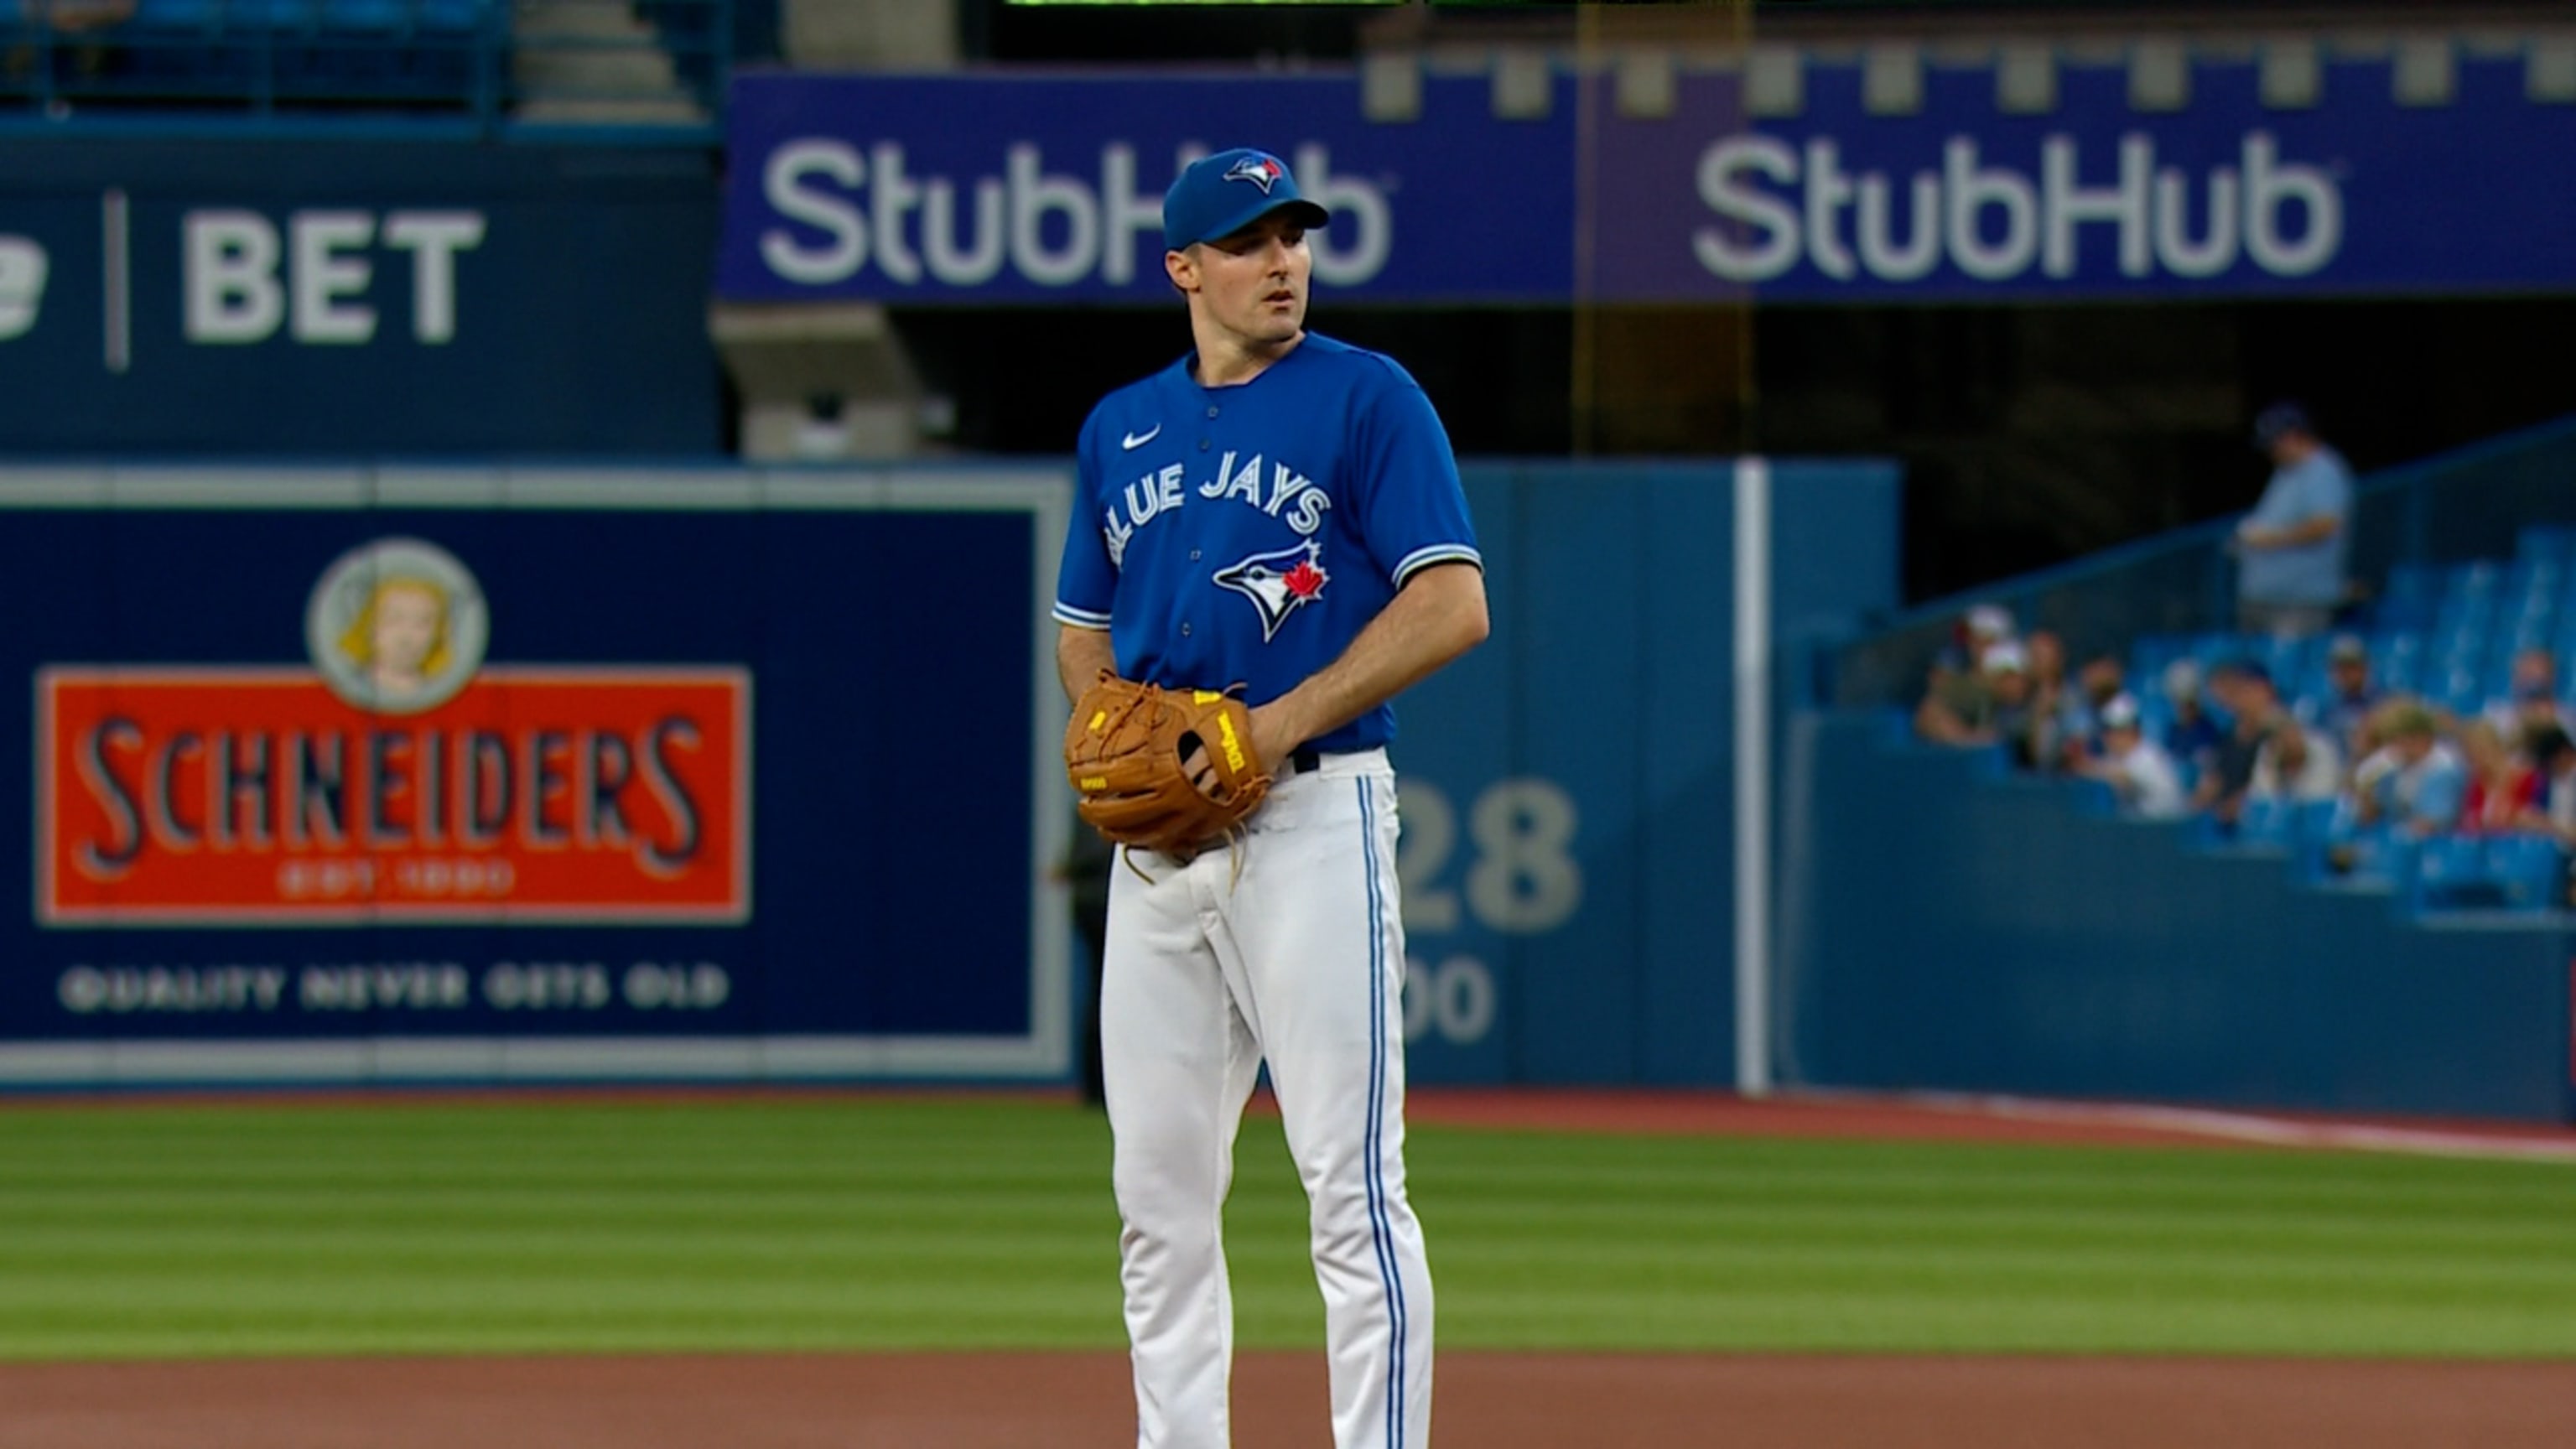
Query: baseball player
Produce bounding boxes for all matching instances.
[1052,148,1488,1449]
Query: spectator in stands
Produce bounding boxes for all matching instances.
[2527,724,2576,911]
[2056,654,2131,770]
[2071,694,2187,819]
[2251,715,2344,806]
[2458,719,2542,834]
[2481,647,2576,750]
[1981,642,2045,770]
[2231,402,2355,639]
[2350,700,2468,839]
[2517,723,2576,844]
[2023,629,2071,770]
[2304,632,2381,757]
[2193,659,2287,828]
[2160,658,2223,788]
[8,1,133,86]
[1914,605,2016,745]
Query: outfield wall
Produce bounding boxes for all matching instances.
[0,459,1902,1088]
[0,465,1073,1085]
[1780,712,2576,1124]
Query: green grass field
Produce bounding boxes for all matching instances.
[3,1096,2572,1361]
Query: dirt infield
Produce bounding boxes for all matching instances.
[7,1088,2572,1447]
[8,1350,2573,1449]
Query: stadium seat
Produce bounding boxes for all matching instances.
[2488,834,2568,909]
[418,0,486,33]
[323,0,407,31]
[2408,834,2570,915]
[135,0,221,24]
[2230,796,2300,851]
[239,0,320,28]
[2370,631,2425,693]
[2407,835,2504,912]
[2517,525,2576,568]
[2307,823,2416,893]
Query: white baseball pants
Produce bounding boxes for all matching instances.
[1101,748,1434,1449]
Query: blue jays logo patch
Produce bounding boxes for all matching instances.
[1223,154,1286,195]
[1213,541,1329,642]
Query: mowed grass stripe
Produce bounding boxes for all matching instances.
[2,1098,2571,1360]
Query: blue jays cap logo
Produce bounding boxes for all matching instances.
[1222,153,1287,195]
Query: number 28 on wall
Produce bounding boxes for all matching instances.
[1394,777,1582,937]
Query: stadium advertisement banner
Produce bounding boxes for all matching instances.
[720,60,2576,304]
[0,468,1072,1087]
[0,143,722,454]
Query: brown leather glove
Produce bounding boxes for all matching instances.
[1065,673,1272,854]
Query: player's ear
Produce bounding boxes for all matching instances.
[1164,246,1197,294]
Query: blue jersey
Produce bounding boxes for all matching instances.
[1053,333,1481,755]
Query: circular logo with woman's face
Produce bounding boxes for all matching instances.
[305,538,489,714]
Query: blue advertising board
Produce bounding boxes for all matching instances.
[720,58,2576,304]
[0,466,1072,1085]
[0,459,1899,1090]
[0,143,723,454]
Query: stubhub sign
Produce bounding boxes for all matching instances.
[719,73,1548,304]
[1692,132,2341,285]
[756,140,1394,290]
[719,61,2576,304]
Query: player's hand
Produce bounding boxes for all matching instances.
[1246,703,1304,781]
[1178,704,1301,803]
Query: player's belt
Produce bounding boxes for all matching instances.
[1277,746,1324,778]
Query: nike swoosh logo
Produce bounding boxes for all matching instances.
[1121,424,1161,449]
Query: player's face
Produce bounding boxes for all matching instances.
[1176,214,1311,349]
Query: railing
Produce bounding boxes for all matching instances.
[1820,411,2576,708]
[0,0,730,137]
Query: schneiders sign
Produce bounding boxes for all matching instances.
[38,538,751,927]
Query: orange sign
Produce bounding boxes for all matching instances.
[39,668,750,925]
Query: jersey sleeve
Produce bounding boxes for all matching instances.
[1353,361,1481,586]
[1052,408,1117,631]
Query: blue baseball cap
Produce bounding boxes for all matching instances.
[2251,401,2313,449]
[1162,148,1332,252]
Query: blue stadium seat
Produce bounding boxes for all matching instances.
[2371,631,2426,693]
[2409,834,2570,914]
[2308,822,2418,893]
[2407,835,2499,912]
[2231,796,2301,850]
[2486,834,2570,911]
[237,0,321,29]
[418,0,486,33]
[2517,525,2576,568]
[323,0,407,31]
[134,0,221,25]
[2376,562,2440,631]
